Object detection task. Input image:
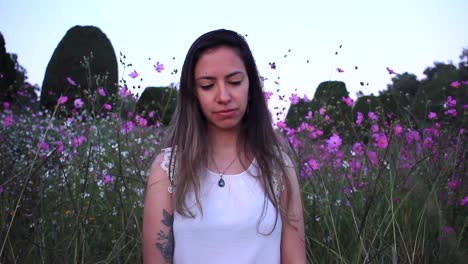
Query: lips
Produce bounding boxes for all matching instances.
[214,108,237,118]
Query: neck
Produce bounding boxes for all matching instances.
[208,128,241,156]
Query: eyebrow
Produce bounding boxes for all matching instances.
[195,71,244,81]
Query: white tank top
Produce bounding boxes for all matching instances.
[161,149,282,264]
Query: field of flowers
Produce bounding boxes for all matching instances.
[1,68,467,263]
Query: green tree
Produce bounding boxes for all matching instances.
[40,26,118,116]
[135,86,178,126]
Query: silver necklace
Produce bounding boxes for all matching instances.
[210,153,238,188]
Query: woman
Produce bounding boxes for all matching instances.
[143,29,305,264]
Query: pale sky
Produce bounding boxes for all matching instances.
[1,0,467,116]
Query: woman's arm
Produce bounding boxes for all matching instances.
[143,153,174,264]
[280,157,306,264]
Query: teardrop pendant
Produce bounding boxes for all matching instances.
[218,177,225,187]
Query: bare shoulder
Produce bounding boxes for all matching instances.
[147,151,171,188]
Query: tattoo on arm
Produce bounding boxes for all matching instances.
[155,209,174,263]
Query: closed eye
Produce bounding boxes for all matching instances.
[200,84,214,90]
[229,81,242,86]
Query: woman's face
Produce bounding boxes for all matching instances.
[194,46,249,133]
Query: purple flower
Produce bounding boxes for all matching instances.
[326,133,342,151]
[450,81,461,88]
[136,115,148,127]
[103,103,112,110]
[122,121,134,134]
[368,112,378,121]
[367,151,379,166]
[443,226,455,235]
[289,93,300,105]
[371,124,379,133]
[342,96,354,107]
[103,174,113,184]
[423,137,433,149]
[448,178,461,190]
[461,196,468,207]
[72,135,87,148]
[352,142,364,155]
[119,87,132,97]
[263,91,273,101]
[58,96,68,105]
[276,121,287,130]
[447,96,456,107]
[98,87,107,96]
[74,98,84,109]
[303,94,310,103]
[128,70,139,78]
[66,77,77,86]
[154,62,165,73]
[444,108,457,117]
[39,142,49,152]
[374,134,388,149]
[307,158,319,171]
[3,115,14,127]
[3,102,10,109]
[319,107,326,116]
[394,124,403,135]
[428,112,437,120]
[55,141,64,153]
[356,112,364,126]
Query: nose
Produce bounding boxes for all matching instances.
[216,82,231,104]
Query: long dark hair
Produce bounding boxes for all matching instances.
[163,29,293,229]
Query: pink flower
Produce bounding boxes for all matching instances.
[423,137,433,149]
[305,111,313,120]
[326,133,342,150]
[66,77,77,86]
[367,151,379,166]
[307,158,319,171]
[319,107,326,116]
[446,96,456,107]
[371,124,379,133]
[461,196,468,207]
[356,112,363,126]
[39,142,49,152]
[276,121,287,130]
[443,226,455,235]
[263,91,273,101]
[72,135,87,148]
[122,121,134,134]
[394,124,403,135]
[448,178,461,190]
[290,93,300,105]
[136,115,148,127]
[3,115,14,127]
[154,62,165,73]
[352,142,364,155]
[128,70,139,79]
[98,87,106,96]
[444,108,457,117]
[375,134,388,149]
[119,87,132,97]
[103,174,113,184]
[368,112,378,121]
[386,67,396,74]
[450,81,461,88]
[336,67,344,73]
[427,112,437,120]
[58,96,68,105]
[148,111,155,118]
[342,96,354,107]
[74,98,84,109]
[3,102,10,109]
[55,141,64,153]
[103,103,112,110]
[303,94,310,103]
